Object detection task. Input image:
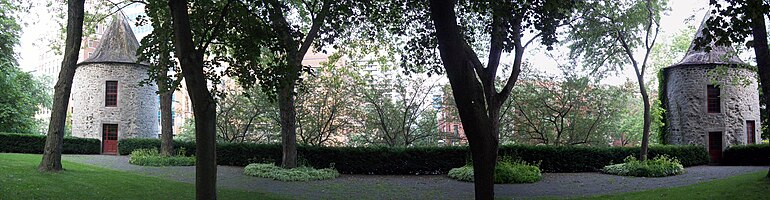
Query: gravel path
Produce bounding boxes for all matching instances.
[63,155,768,199]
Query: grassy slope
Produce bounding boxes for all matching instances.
[579,171,770,200]
[0,153,284,200]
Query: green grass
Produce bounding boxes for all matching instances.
[577,171,770,200]
[0,153,285,200]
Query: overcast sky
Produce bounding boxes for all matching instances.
[16,0,711,85]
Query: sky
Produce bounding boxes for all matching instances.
[16,0,712,85]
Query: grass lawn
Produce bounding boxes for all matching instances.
[578,171,770,200]
[0,153,285,200]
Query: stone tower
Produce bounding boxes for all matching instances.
[663,15,760,163]
[71,14,159,154]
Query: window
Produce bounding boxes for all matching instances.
[747,120,756,144]
[103,124,118,140]
[707,85,720,113]
[105,81,118,107]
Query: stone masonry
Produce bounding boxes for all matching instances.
[71,63,159,140]
[70,14,158,142]
[664,66,760,148]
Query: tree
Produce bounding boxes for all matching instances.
[358,74,438,147]
[38,0,85,172]
[510,68,626,146]
[694,0,770,177]
[568,0,666,160]
[164,0,234,198]
[217,85,279,143]
[296,60,362,146]
[361,0,575,198]
[137,0,179,156]
[219,0,361,168]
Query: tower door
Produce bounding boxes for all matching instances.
[708,131,723,164]
[102,124,118,154]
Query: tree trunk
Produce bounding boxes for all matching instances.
[747,0,770,178]
[168,0,217,199]
[159,70,174,156]
[638,75,651,161]
[279,81,298,168]
[429,0,499,199]
[39,0,85,172]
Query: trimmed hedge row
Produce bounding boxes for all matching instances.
[119,138,708,174]
[0,133,100,154]
[723,144,769,166]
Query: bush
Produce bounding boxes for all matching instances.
[118,138,195,156]
[448,159,542,183]
[243,163,339,181]
[723,144,769,166]
[601,155,684,177]
[0,133,100,154]
[118,138,709,175]
[128,148,196,166]
[498,145,707,172]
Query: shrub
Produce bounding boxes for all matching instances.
[499,145,707,172]
[117,138,709,175]
[448,159,542,184]
[118,138,195,156]
[128,148,195,166]
[723,144,769,166]
[601,155,684,177]
[243,163,339,181]
[0,133,100,154]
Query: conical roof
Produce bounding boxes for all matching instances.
[78,14,146,66]
[671,13,745,67]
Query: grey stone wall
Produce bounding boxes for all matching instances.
[665,65,760,149]
[71,63,159,141]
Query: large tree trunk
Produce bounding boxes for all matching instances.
[159,68,174,156]
[747,0,770,178]
[38,0,85,172]
[168,0,218,199]
[279,81,298,168]
[429,0,500,199]
[638,75,651,161]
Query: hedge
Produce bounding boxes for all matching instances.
[118,138,708,174]
[723,144,769,166]
[0,133,100,154]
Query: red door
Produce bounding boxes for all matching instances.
[747,121,756,144]
[708,131,722,164]
[103,124,118,154]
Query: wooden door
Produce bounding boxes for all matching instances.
[708,131,722,164]
[747,121,756,144]
[103,124,118,154]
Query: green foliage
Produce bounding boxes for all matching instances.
[0,0,20,66]
[118,138,196,156]
[656,69,668,144]
[510,68,632,146]
[217,86,279,143]
[601,155,684,177]
[448,159,542,184]
[128,148,196,167]
[494,160,542,184]
[499,144,706,172]
[722,144,769,166]
[243,163,339,182]
[356,74,439,147]
[0,67,51,133]
[0,133,99,154]
[118,138,707,174]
